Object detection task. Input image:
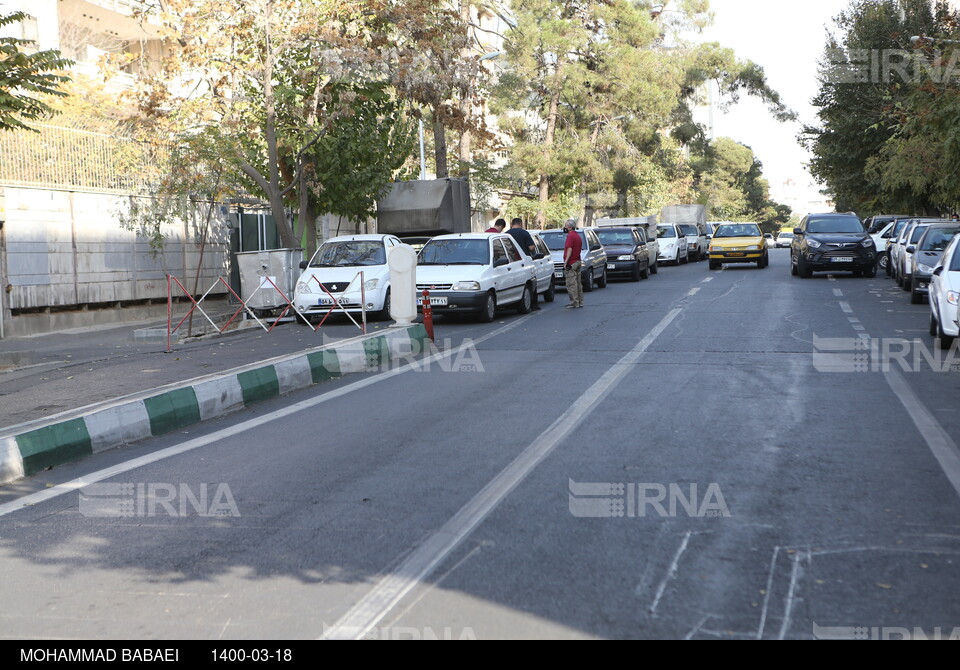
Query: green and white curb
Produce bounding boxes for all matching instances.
[0,325,429,485]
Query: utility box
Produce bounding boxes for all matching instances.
[376,178,472,238]
[236,248,304,312]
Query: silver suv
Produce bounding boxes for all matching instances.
[538,228,609,292]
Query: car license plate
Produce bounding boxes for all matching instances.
[554,271,565,279]
[831,257,854,263]
[319,297,345,306]
[607,264,616,270]
[727,252,745,257]
[417,296,448,306]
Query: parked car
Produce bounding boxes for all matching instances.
[908,223,960,304]
[791,213,876,278]
[764,233,775,249]
[929,233,960,349]
[870,221,898,272]
[293,234,402,321]
[775,231,795,248]
[886,218,913,277]
[656,224,690,265]
[678,223,709,262]
[898,221,943,291]
[592,226,652,282]
[708,222,769,269]
[529,232,557,303]
[416,233,537,322]
[538,228,609,292]
[891,218,943,282]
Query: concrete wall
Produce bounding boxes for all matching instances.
[1,187,231,312]
[0,0,60,50]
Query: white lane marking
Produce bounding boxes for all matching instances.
[0,318,534,519]
[885,368,960,502]
[701,277,714,284]
[685,615,712,640]
[833,289,843,297]
[839,301,853,314]
[756,546,780,640]
[777,551,804,640]
[649,530,693,615]
[848,318,860,324]
[828,275,837,282]
[687,288,701,297]
[322,308,684,640]
[858,333,871,341]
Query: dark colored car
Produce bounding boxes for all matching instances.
[593,227,651,282]
[908,223,960,304]
[791,213,877,278]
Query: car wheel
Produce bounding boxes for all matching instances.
[639,263,650,280]
[938,314,956,351]
[517,283,533,314]
[376,289,392,321]
[650,261,658,275]
[597,268,608,288]
[791,255,798,276]
[680,252,689,265]
[901,276,911,292]
[911,284,923,304]
[853,269,863,278]
[886,256,893,277]
[543,277,556,303]
[864,264,877,279]
[478,292,497,323]
[631,263,642,282]
[878,253,889,271]
[798,256,813,278]
[583,268,595,292]
[709,260,721,270]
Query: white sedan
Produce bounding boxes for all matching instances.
[929,234,960,350]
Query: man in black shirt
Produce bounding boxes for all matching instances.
[506,218,541,311]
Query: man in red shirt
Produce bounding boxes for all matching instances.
[563,219,584,309]
[485,219,506,234]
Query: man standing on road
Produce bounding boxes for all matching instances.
[563,219,583,309]
[486,219,506,234]
[506,218,541,311]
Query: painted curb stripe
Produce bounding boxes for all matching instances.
[237,366,281,405]
[1,325,428,485]
[17,418,92,476]
[144,388,202,436]
[84,401,152,454]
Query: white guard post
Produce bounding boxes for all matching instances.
[388,244,418,326]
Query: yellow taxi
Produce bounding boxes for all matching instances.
[708,223,769,270]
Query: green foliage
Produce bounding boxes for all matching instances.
[0,11,72,132]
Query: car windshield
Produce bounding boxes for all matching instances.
[778,233,794,238]
[921,227,960,252]
[596,230,635,246]
[679,225,698,236]
[910,225,931,245]
[540,231,585,251]
[419,239,490,265]
[806,217,864,234]
[714,224,761,238]
[311,241,385,267]
[657,226,677,239]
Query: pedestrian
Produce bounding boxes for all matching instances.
[563,219,584,309]
[506,218,541,311]
[952,214,959,221]
[486,219,506,234]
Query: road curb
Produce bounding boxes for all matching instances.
[0,325,430,485]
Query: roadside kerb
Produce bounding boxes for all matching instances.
[0,325,429,485]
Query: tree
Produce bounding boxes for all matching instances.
[0,11,71,132]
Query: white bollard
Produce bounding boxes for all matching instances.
[388,244,418,326]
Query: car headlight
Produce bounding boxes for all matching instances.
[617,255,634,261]
[806,239,822,249]
[296,281,313,295]
[453,281,481,291]
[363,278,379,291]
[948,291,960,306]
[917,263,936,274]
[746,245,761,251]
[861,239,875,248]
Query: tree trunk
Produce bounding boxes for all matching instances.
[458,0,472,180]
[433,113,449,179]
[536,83,562,228]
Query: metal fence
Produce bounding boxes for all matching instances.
[0,120,161,194]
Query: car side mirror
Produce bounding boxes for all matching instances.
[793,228,803,236]
[907,246,917,254]
[494,257,509,268]
[934,266,944,276]
[533,253,545,260]
[299,260,309,270]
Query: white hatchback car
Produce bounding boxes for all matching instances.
[416,233,537,322]
[292,234,402,320]
[657,224,690,265]
[929,234,960,350]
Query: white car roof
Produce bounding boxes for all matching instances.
[322,234,395,244]
[429,233,506,241]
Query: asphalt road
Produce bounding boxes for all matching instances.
[3,248,960,640]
